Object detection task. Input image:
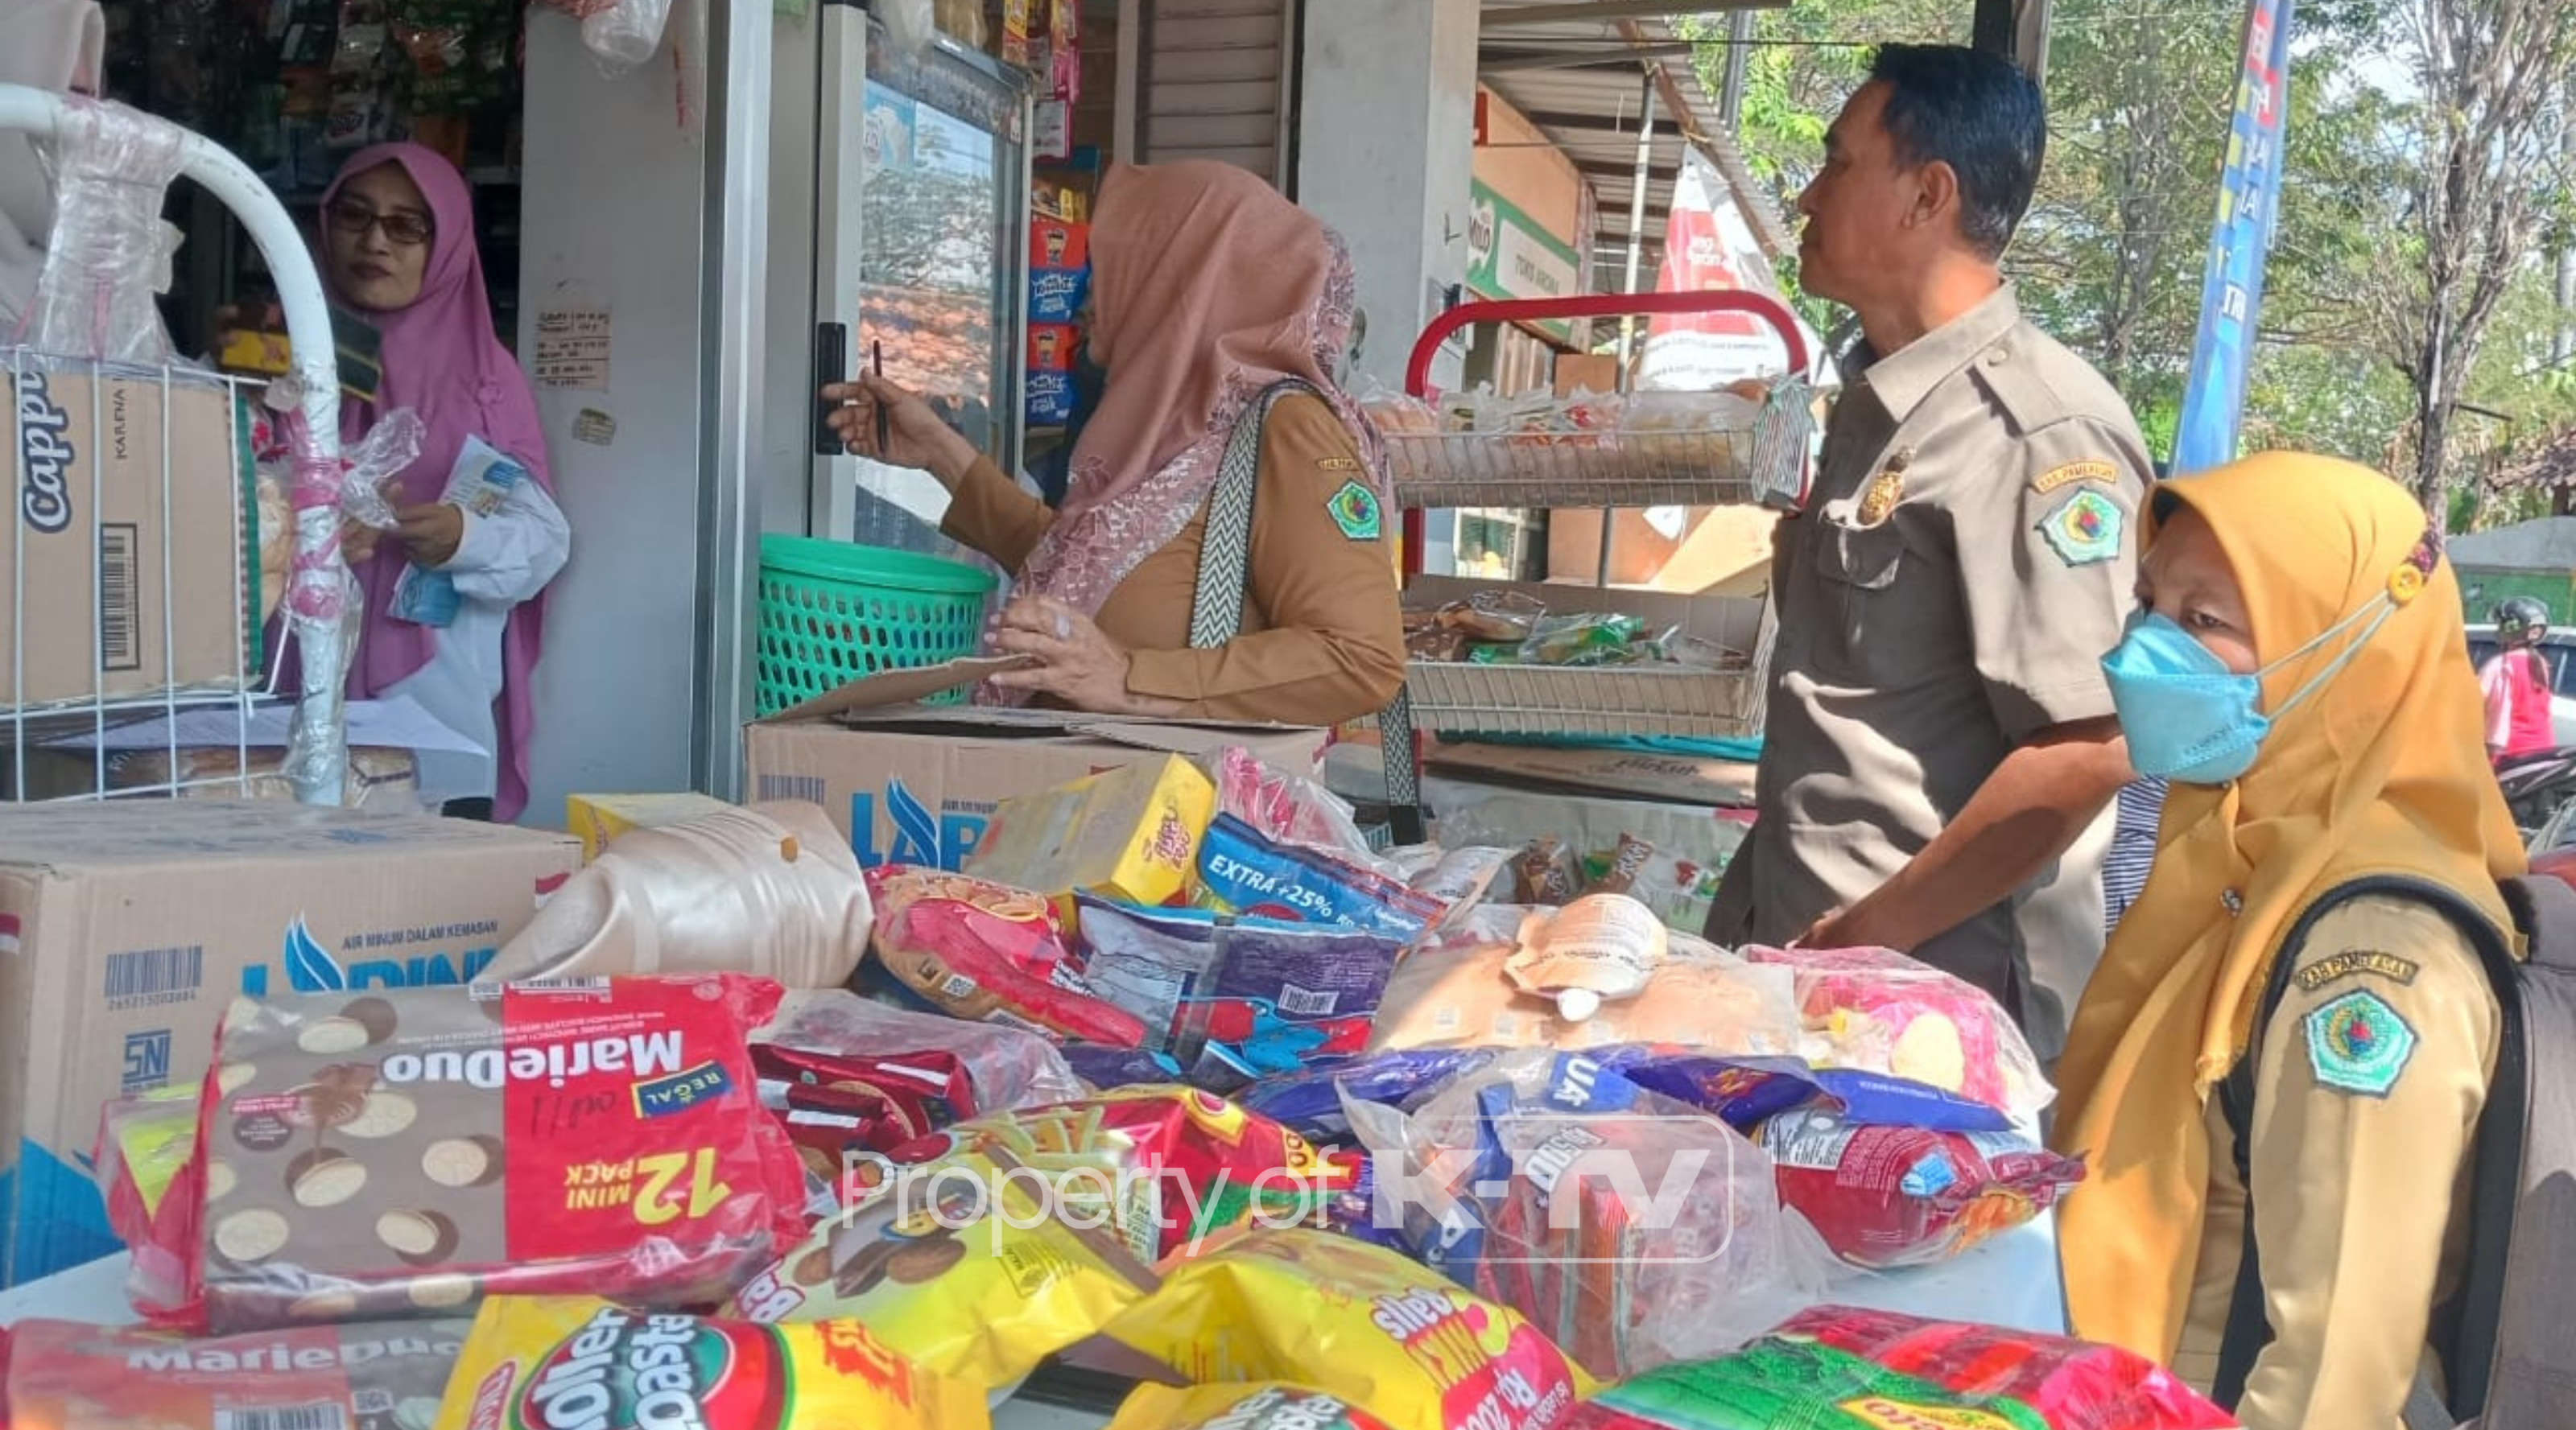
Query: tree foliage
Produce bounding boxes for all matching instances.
[1692,0,2576,522]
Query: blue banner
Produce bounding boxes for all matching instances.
[2172,0,2297,475]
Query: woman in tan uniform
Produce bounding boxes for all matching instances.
[2052,452,2523,1429]
[824,160,1404,727]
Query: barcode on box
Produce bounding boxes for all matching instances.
[213,1404,349,1430]
[98,522,139,671]
[104,946,204,1007]
[1278,983,1339,1017]
[758,776,827,805]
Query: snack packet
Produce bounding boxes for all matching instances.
[1412,847,1513,924]
[867,867,1150,1047]
[1608,1054,2014,1135]
[1195,814,1443,939]
[1209,746,1392,876]
[757,988,1084,1113]
[966,755,1216,921]
[1108,1383,1401,1430]
[755,1043,974,1181]
[1506,894,1670,1021]
[1104,1227,1591,1430]
[6,1317,466,1430]
[1579,835,1657,897]
[1568,1307,2235,1430]
[1237,1049,1501,1141]
[94,1085,203,1317]
[431,1296,989,1430]
[1512,839,1580,905]
[1062,1042,1189,1090]
[1347,1051,1836,1378]
[1078,898,1408,1079]
[184,976,808,1333]
[1744,946,2052,1118]
[1759,1109,2083,1267]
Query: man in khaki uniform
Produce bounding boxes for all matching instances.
[1705,44,2147,1059]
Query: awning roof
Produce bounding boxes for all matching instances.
[1475,0,2052,274]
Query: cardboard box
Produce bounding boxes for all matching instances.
[0,800,580,1286]
[4,361,258,709]
[1554,354,1619,398]
[567,791,736,862]
[743,658,1331,874]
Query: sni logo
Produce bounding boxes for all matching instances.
[851,778,986,870]
[237,914,497,998]
[15,369,73,534]
[122,1030,172,1093]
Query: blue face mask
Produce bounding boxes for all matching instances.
[2101,600,2391,785]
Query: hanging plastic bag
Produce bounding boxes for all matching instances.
[19,98,184,364]
[582,0,675,75]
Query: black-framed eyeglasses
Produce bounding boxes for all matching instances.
[325,198,433,248]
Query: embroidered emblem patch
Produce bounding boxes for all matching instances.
[2304,989,2417,1097]
[2293,949,2422,994]
[1315,455,1362,472]
[1856,447,1913,525]
[2036,488,2123,567]
[1327,480,1382,541]
[2033,459,2118,494]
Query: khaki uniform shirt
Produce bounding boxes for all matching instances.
[2174,894,2496,1430]
[1705,286,2152,1060]
[942,392,1406,727]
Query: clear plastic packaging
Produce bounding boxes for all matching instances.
[865,866,1150,1046]
[581,0,675,74]
[1369,928,1805,1056]
[1206,745,1394,877]
[19,97,186,364]
[1759,1108,2083,1268]
[1744,944,2054,1121]
[1576,1306,2236,1430]
[757,987,1083,1115]
[6,1316,469,1430]
[1345,1049,1838,1378]
[335,406,423,530]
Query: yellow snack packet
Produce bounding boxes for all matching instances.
[726,1134,1162,1387]
[431,1295,987,1430]
[1107,1383,1405,1430]
[1104,1228,1593,1430]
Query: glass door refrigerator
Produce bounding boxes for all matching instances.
[810,8,1033,565]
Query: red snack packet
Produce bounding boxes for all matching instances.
[838,1086,1363,1262]
[867,866,1151,1047]
[755,1044,976,1182]
[179,975,809,1333]
[5,1317,467,1430]
[1760,1110,2083,1268]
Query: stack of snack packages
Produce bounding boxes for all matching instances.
[21,746,2244,1430]
[1027,177,1090,430]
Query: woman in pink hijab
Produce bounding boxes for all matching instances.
[317,144,568,822]
[824,160,1404,727]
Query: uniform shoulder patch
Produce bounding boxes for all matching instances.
[2035,488,2123,567]
[1315,455,1362,472]
[1327,480,1383,541]
[2293,948,2422,995]
[2304,989,2418,1097]
[2033,459,2119,494]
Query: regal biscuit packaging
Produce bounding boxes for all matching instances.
[180,976,807,1333]
[5,1316,467,1430]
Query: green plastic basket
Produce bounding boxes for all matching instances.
[755,534,998,715]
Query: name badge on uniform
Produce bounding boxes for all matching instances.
[1856,447,1913,526]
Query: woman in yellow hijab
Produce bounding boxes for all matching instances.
[2052,452,2521,1430]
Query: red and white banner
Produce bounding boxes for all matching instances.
[1637,151,1826,392]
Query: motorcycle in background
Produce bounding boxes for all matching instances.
[2499,747,2576,855]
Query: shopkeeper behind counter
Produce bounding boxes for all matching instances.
[824,160,1406,729]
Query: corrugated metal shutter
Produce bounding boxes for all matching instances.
[1131,0,1297,188]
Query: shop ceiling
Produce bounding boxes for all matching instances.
[1476,0,2050,273]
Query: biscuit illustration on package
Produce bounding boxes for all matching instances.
[187,976,810,1334]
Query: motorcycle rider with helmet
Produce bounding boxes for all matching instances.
[2480,596,2557,764]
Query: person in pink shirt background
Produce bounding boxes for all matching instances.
[2479,597,2557,764]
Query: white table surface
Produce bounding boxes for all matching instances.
[0,1218,2062,1422]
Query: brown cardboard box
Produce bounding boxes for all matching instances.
[744,657,1331,872]
[1546,506,1777,594]
[1554,354,1619,398]
[4,361,257,709]
[0,800,580,1286]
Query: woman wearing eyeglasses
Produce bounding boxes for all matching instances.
[309,144,568,822]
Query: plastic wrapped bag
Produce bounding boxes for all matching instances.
[1744,945,2052,1119]
[759,988,1082,1113]
[180,976,809,1333]
[1237,1049,1501,1142]
[1570,1307,2234,1430]
[1104,1227,1592,1430]
[733,1086,1350,1386]
[93,1086,211,1320]
[1370,932,1804,1056]
[1208,745,1391,874]
[19,98,184,365]
[1345,1050,1836,1378]
[581,0,675,72]
[6,1317,468,1430]
[433,1296,989,1430]
[1078,898,1408,1082]
[474,801,873,989]
[1759,1109,2081,1268]
[1195,813,1443,938]
[865,866,1150,1045]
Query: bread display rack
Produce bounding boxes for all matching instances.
[1373,290,1813,843]
[0,84,352,806]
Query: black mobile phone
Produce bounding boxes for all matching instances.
[813,321,848,456]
